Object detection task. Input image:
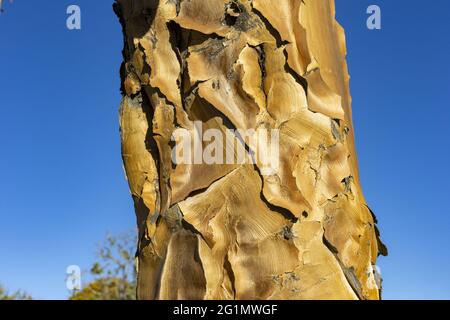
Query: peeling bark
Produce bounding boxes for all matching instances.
[115,0,387,300]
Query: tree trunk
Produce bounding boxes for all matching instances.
[114,0,387,300]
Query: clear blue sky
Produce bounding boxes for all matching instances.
[0,0,449,300]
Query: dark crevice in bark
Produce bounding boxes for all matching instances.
[341,266,365,300]
[281,48,309,94]
[132,195,151,246]
[181,217,212,248]
[133,89,165,233]
[182,80,207,113]
[113,0,158,47]
[322,234,339,254]
[167,20,185,85]
[250,163,299,223]
[255,178,299,224]
[249,6,308,95]
[331,118,343,141]
[189,95,237,131]
[322,233,365,300]
[224,254,237,299]
[250,5,289,48]
[188,29,225,47]
[224,0,254,32]
[113,1,131,95]
[140,89,161,167]
[365,205,388,257]
[177,167,240,205]
[375,224,388,257]
[249,43,267,83]
[341,176,354,194]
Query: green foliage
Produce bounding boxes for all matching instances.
[0,284,32,300]
[70,231,137,300]
[69,277,135,300]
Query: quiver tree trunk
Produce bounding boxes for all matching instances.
[114,0,387,300]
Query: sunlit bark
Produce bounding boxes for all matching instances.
[115,0,387,300]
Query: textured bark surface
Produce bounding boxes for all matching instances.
[115,0,387,300]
